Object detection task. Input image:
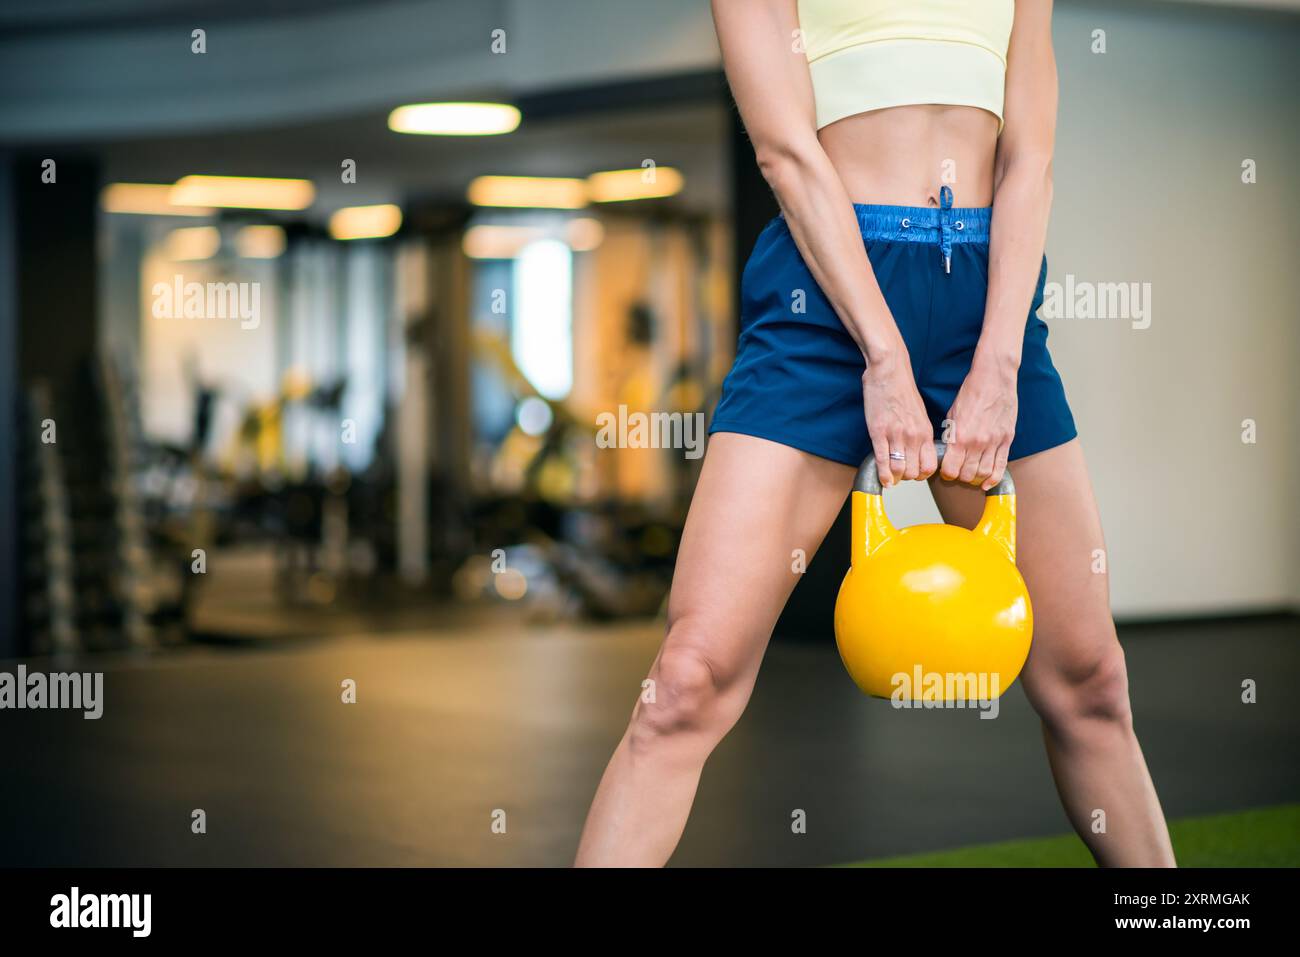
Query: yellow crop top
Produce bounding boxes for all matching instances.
[797,0,1014,132]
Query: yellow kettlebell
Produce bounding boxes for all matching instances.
[834,443,1032,702]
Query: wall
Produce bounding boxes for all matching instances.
[1050,2,1299,614]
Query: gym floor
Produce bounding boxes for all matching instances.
[1,613,1295,867]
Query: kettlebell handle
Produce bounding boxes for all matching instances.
[853,442,1015,497]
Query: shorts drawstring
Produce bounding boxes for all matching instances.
[897,185,964,274]
[938,185,953,274]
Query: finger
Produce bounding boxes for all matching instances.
[871,434,894,488]
[984,442,1012,491]
[902,435,921,481]
[918,439,939,479]
[974,445,997,488]
[940,443,966,482]
[959,444,983,484]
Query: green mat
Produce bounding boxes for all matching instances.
[843,803,1300,867]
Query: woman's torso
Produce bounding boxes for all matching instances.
[797,0,1014,208]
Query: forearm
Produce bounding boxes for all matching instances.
[980,153,1053,373]
[760,142,905,364]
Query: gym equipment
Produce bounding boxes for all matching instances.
[98,352,157,649]
[834,442,1032,701]
[23,382,79,655]
[20,357,162,655]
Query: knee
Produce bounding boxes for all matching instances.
[1030,640,1133,736]
[629,624,740,753]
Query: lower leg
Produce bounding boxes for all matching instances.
[574,433,854,866]
[574,637,749,867]
[1031,646,1176,866]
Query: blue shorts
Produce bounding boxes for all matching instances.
[709,195,1077,466]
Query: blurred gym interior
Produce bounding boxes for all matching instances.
[0,0,1296,867]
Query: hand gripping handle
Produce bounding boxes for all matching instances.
[852,441,1016,497]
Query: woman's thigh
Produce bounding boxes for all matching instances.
[663,431,855,685]
[928,439,1117,694]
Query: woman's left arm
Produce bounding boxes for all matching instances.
[940,0,1057,490]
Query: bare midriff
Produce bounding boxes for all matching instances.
[817,104,1000,208]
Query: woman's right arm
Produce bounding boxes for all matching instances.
[711,0,936,484]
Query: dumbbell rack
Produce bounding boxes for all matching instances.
[21,383,79,656]
[19,355,159,655]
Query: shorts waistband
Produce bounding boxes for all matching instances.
[853,201,990,245]
[860,185,985,273]
[769,186,989,273]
